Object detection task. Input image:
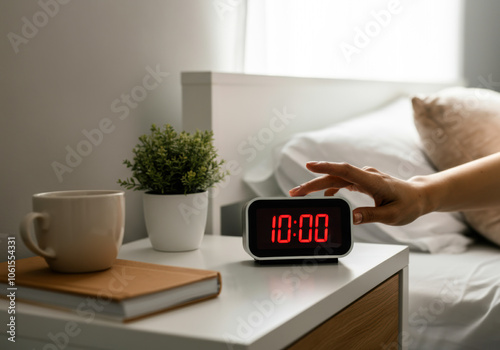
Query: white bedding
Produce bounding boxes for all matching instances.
[408,244,500,349]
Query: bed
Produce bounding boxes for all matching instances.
[181,72,500,349]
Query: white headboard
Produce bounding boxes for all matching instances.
[181,72,458,236]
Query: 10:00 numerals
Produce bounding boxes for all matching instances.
[271,214,329,244]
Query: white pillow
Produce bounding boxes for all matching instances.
[273,97,473,253]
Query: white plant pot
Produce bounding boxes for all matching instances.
[143,191,208,251]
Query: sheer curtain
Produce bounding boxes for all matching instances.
[244,0,464,82]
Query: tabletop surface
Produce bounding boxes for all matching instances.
[1,236,408,350]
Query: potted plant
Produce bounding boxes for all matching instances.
[118,124,228,251]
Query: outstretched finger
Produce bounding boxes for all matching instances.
[289,174,352,196]
[307,161,383,191]
[306,161,369,181]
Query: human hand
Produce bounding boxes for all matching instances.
[288,161,428,226]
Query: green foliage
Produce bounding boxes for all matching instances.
[118,124,229,195]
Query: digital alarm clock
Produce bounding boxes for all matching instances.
[243,197,353,262]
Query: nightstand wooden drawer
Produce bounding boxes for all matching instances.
[287,273,400,349]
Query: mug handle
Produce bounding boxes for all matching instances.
[20,212,56,259]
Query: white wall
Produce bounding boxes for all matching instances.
[0,0,246,259]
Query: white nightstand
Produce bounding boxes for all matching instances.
[1,236,408,350]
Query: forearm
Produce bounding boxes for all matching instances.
[414,152,500,214]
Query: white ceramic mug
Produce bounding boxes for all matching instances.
[20,190,125,273]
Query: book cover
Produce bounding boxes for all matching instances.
[0,256,222,322]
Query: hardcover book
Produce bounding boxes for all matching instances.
[0,256,222,322]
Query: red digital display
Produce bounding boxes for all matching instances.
[271,214,329,243]
[254,206,343,251]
